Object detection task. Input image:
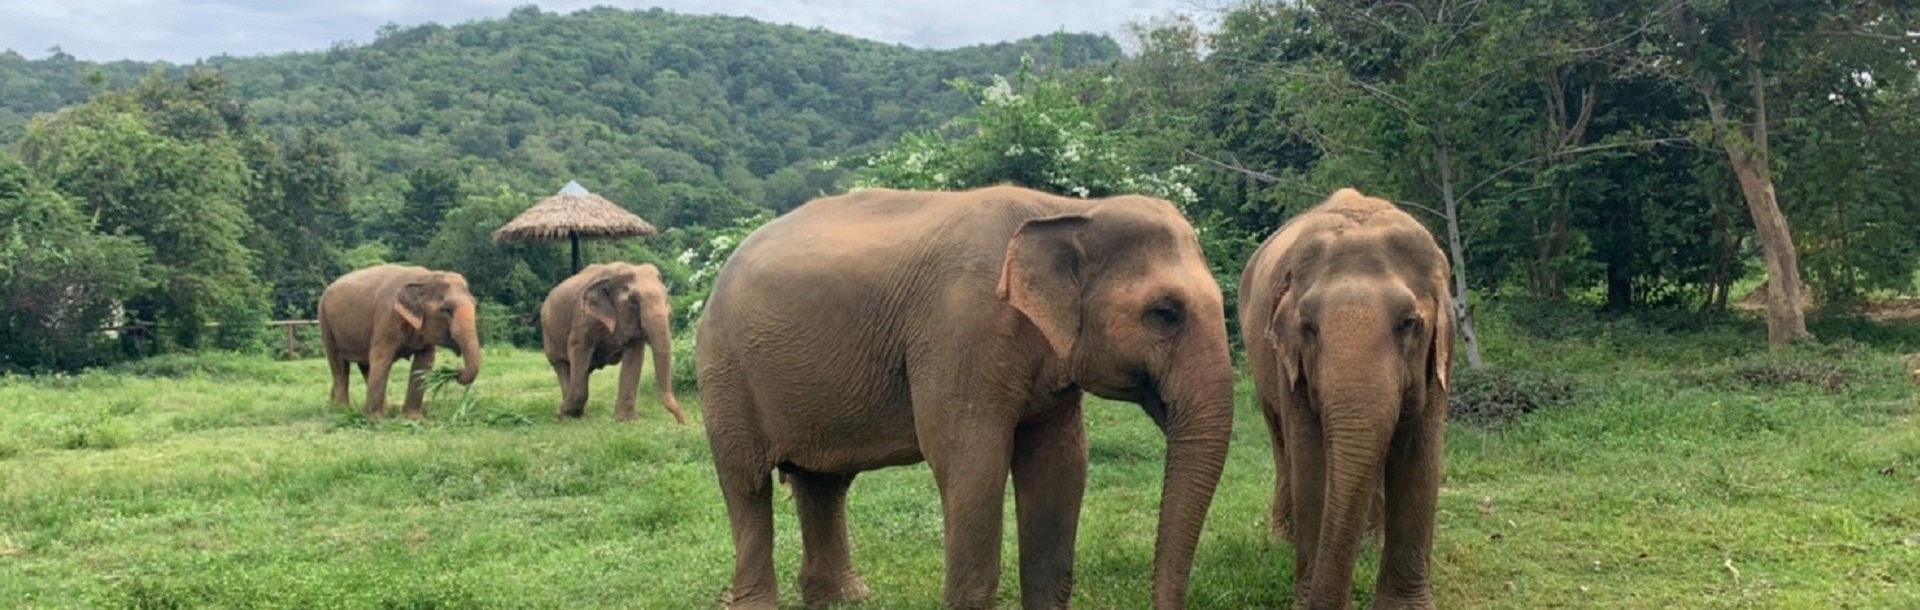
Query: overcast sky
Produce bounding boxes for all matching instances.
[1,0,1222,64]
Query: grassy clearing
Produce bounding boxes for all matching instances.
[3,311,1918,609]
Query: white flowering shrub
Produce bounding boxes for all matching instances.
[673,210,771,323]
[847,55,1200,210]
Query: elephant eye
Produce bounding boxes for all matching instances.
[1144,299,1183,331]
[1299,321,1317,339]
[1396,316,1421,334]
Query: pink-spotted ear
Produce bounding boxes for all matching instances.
[995,214,1093,360]
[393,283,426,331]
[1263,273,1303,388]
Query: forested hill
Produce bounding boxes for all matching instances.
[0,5,1124,213]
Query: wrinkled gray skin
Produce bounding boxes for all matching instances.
[1239,188,1454,610]
[539,262,685,424]
[318,264,483,420]
[696,185,1236,610]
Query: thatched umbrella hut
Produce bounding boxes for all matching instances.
[492,180,658,274]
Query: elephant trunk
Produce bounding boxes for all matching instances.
[1149,345,1235,609]
[1306,387,1398,610]
[451,301,482,385]
[647,310,675,399]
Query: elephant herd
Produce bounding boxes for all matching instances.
[314,184,1455,610]
[317,261,683,423]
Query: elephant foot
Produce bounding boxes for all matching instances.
[403,410,426,422]
[614,408,638,422]
[717,591,778,610]
[800,574,871,608]
[1366,589,1435,610]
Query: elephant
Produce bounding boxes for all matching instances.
[1238,188,1454,610]
[539,262,686,424]
[695,185,1236,610]
[318,264,483,420]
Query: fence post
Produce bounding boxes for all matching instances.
[284,323,299,360]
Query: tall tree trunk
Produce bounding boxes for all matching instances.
[1433,128,1487,370]
[1531,73,1593,301]
[1703,18,1811,348]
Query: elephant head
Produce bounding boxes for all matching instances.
[996,196,1234,607]
[579,263,675,396]
[395,271,483,385]
[1263,201,1453,607]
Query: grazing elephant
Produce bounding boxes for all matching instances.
[696,185,1236,610]
[318,264,483,420]
[539,262,686,424]
[1239,188,1454,610]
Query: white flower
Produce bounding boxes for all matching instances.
[676,249,696,265]
[982,75,1018,105]
[1004,144,1026,157]
[1070,186,1090,198]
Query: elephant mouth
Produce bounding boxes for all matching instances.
[1135,375,1170,433]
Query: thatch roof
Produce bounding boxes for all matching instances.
[492,181,658,244]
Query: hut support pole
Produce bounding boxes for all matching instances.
[570,230,582,274]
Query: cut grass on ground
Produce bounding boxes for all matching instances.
[2,315,1918,609]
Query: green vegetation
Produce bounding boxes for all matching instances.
[3,2,1920,606]
[2,311,1915,608]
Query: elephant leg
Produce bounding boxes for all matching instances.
[550,359,572,410]
[1368,417,1445,610]
[613,345,642,422]
[323,331,349,407]
[790,470,870,608]
[1263,400,1292,544]
[362,351,396,420]
[327,355,350,407]
[715,450,778,609]
[1011,399,1088,610]
[919,404,1015,609]
[400,349,434,420]
[560,344,593,418]
[1281,401,1330,606]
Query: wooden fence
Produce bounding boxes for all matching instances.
[99,315,540,359]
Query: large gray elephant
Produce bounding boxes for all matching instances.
[318,264,483,420]
[695,185,1236,610]
[539,262,685,424]
[1239,188,1454,610]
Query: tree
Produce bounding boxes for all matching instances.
[1642,0,1919,346]
[249,127,355,318]
[393,166,466,256]
[0,156,155,372]
[16,73,268,350]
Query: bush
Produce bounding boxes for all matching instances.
[1449,366,1583,428]
[671,331,699,391]
[1677,340,1891,395]
[475,299,541,349]
[0,157,156,373]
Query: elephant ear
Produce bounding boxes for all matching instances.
[1428,279,1454,393]
[581,275,620,334]
[995,213,1092,360]
[1262,271,1303,389]
[393,282,427,331]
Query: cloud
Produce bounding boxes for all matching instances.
[0,0,1212,63]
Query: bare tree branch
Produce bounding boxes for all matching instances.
[1455,137,1693,203]
[1179,149,1449,220]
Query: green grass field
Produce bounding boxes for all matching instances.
[3,311,1918,609]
